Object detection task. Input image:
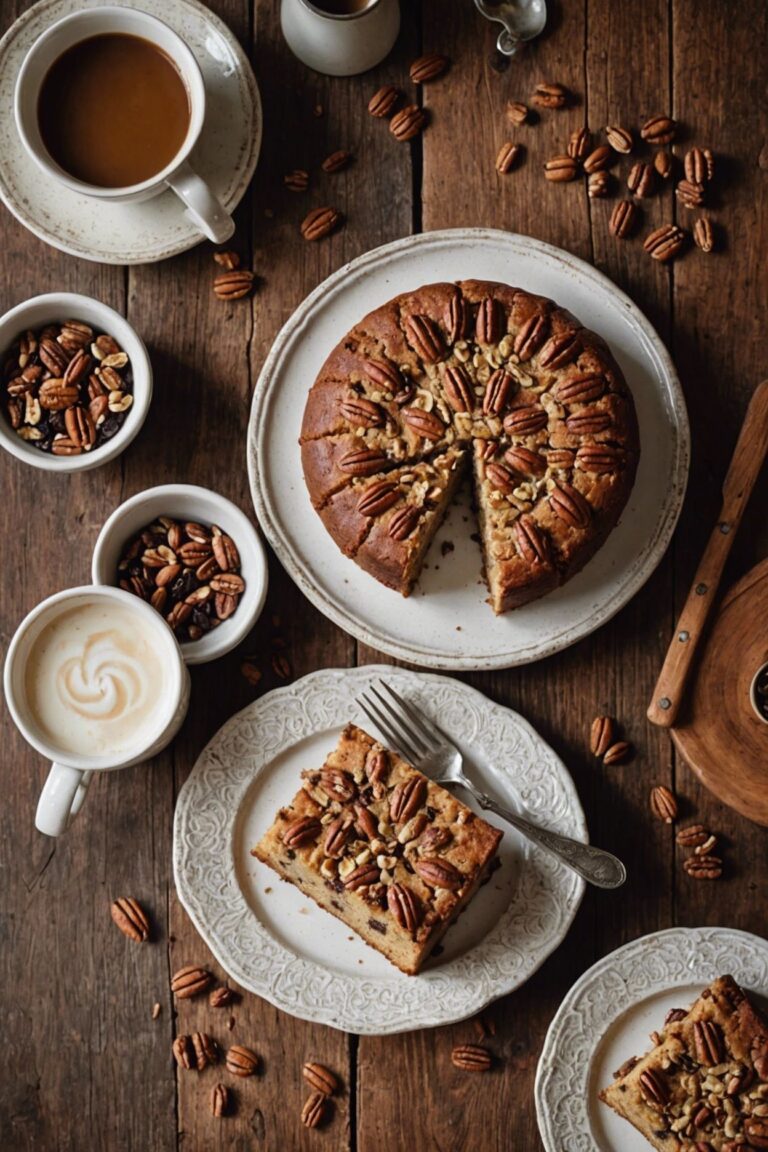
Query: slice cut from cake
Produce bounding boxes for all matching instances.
[599,974,768,1150]
[251,723,503,975]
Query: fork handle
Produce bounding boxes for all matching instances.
[474,790,627,889]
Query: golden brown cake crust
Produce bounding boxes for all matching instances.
[599,974,768,1151]
[252,723,503,975]
[300,279,639,611]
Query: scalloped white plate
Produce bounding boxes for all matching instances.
[248,228,689,670]
[535,926,768,1152]
[0,0,261,263]
[173,665,587,1034]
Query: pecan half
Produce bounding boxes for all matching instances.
[589,716,614,758]
[504,446,545,477]
[192,1032,218,1071]
[302,1062,339,1096]
[64,405,96,450]
[483,368,515,415]
[643,224,687,262]
[627,161,655,198]
[363,358,403,392]
[575,444,625,473]
[603,741,632,766]
[321,150,352,173]
[368,85,400,118]
[402,406,445,440]
[565,409,612,435]
[171,965,212,999]
[503,405,548,435]
[173,1035,194,1070]
[532,82,568,109]
[39,337,70,375]
[365,748,389,786]
[339,447,388,476]
[506,101,528,125]
[320,768,357,803]
[610,199,640,239]
[354,803,378,841]
[390,775,427,823]
[583,145,613,174]
[514,516,550,564]
[324,812,355,858]
[283,816,321,848]
[550,482,592,528]
[694,1020,723,1065]
[650,784,678,823]
[344,862,380,891]
[640,115,676,144]
[588,171,611,199]
[213,270,255,299]
[445,293,470,344]
[568,128,591,162]
[539,331,581,369]
[683,854,723,880]
[544,155,579,182]
[676,179,705,209]
[442,364,474,413]
[340,396,384,428]
[605,125,633,153]
[210,1083,230,1117]
[675,823,709,848]
[485,462,516,495]
[496,142,521,174]
[419,825,451,852]
[413,857,463,890]
[388,505,421,541]
[409,52,449,83]
[390,105,427,141]
[693,217,715,253]
[405,313,443,362]
[654,150,674,179]
[357,480,400,517]
[639,1067,669,1107]
[514,313,550,360]
[301,207,342,241]
[225,1045,259,1077]
[110,897,150,943]
[387,883,423,932]
[302,1092,330,1128]
[452,1044,492,1071]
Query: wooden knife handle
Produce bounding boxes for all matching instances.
[647,514,737,727]
[648,379,768,728]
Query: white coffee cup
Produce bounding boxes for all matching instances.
[4,585,191,838]
[280,0,400,76]
[14,6,235,244]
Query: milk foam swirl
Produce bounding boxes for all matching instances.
[56,630,148,722]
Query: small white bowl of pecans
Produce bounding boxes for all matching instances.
[0,292,152,471]
[92,483,268,665]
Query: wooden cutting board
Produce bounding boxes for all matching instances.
[672,558,768,824]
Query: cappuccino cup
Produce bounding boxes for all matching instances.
[4,585,190,837]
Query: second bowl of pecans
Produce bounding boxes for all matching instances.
[0,292,152,471]
[91,483,268,664]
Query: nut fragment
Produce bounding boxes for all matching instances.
[532,82,569,109]
[409,52,449,83]
[588,171,611,198]
[451,1044,493,1071]
[110,897,150,943]
[590,716,615,758]
[211,1083,230,1117]
[213,270,255,300]
[496,142,522,174]
[368,85,400,118]
[225,1045,259,1077]
[390,105,427,141]
[213,250,240,270]
[301,1092,330,1128]
[302,1062,339,1096]
[506,101,528,125]
[209,986,235,1008]
[650,785,678,823]
[301,206,342,241]
[171,965,213,999]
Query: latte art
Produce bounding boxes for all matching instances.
[57,631,147,722]
[26,602,168,756]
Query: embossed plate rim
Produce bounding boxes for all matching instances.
[173,664,587,1034]
[247,227,689,670]
[535,925,768,1152]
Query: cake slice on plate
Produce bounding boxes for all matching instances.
[252,723,502,975]
[600,974,768,1150]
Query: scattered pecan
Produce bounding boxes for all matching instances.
[390,105,427,141]
[643,224,687,262]
[409,52,449,83]
[605,125,633,153]
[675,823,709,848]
[650,785,678,823]
[225,1045,260,1077]
[302,1062,339,1096]
[213,250,240,269]
[110,897,150,943]
[609,199,640,239]
[322,150,353,174]
[654,150,674,179]
[210,1083,230,1117]
[588,171,611,198]
[283,169,309,192]
[683,854,723,880]
[640,115,677,145]
[451,1044,493,1071]
[693,217,715,253]
[532,82,569,109]
[496,142,522,174]
[627,162,655,198]
[603,740,632,766]
[301,1092,330,1128]
[213,270,255,300]
[589,716,615,758]
[171,965,213,999]
[583,145,613,174]
[301,206,342,241]
[506,101,529,125]
[368,85,401,118]
[567,128,591,162]
[544,155,579,182]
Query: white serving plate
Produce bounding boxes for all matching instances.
[173,665,587,1034]
[248,228,689,670]
[0,0,261,263]
[535,926,768,1152]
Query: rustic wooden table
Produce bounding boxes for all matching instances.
[2,1,767,1148]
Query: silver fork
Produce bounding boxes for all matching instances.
[357,680,626,890]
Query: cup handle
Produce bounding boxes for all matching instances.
[35,763,93,837]
[166,161,235,244]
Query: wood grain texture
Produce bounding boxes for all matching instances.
[0,1,766,1150]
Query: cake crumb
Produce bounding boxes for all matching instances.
[264,886,272,894]
[441,540,455,556]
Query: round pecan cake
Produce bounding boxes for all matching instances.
[300,279,640,612]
